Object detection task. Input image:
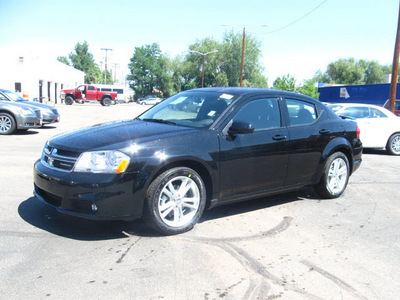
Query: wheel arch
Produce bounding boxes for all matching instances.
[321,137,355,175]
[101,94,113,101]
[65,93,76,100]
[146,158,214,209]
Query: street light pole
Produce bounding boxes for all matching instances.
[190,50,219,88]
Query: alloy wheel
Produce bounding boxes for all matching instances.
[157,176,200,228]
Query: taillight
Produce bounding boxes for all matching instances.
[356,126,361,140]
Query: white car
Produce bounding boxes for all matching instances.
[327,103,400,155]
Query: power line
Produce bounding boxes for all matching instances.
[264,0,329,34]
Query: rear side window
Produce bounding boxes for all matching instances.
[370,108,387,118]
[286,99,317,126]
[233,98,281,130]
[87,86,95,91]
[341,107,369,119]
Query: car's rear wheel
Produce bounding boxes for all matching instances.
[101,97,111,106]
[386,133,400,155]
[144,167,206,235]
[0,113,16,135]
[64,96,74,105]
[315,152,350,199]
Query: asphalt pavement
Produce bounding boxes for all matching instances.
[0,102,399,299]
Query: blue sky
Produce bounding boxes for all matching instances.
[1,0,399,85]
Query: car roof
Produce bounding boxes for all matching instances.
[328,103,385,109]
[188,87,316,100]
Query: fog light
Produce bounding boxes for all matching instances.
[91,204,98,212]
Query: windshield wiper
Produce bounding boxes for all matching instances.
[141,118,177,125]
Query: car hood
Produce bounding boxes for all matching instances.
[0,100,39,112]
[49,119,196,152]
[16,100,57,111]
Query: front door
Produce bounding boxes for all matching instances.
[218,96,288,201]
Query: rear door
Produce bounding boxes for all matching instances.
[284,97,333,185]
[218,96,289,200]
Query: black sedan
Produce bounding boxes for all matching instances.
[33,88,362,235]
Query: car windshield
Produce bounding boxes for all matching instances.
[3,90,25,101]
[138,91,238,128]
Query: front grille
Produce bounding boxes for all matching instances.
[42,144,81,172]
[35,110,42,119]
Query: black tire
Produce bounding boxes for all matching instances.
[101,97,111,106]
[314,152,350,199]
[65,96,74,105]
[144,167,206,235]
[386,133,400,155]
[0,113,16,135]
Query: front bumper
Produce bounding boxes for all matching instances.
[33,160,144,220]
[42,114,60,124]
[17,115,42,129]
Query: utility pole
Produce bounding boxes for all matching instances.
[112,63,119,83]
[101,48,112,84]
[389,2,400,113]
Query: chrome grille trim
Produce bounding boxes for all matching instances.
[41,144,80,172]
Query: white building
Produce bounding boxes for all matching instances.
[0,55,84,104]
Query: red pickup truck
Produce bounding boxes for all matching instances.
[61,85,118,106]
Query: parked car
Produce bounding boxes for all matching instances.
[0,100,42,135]
[0,89,60,125]
[34,88,362,235]
[138,95,162,105]
[384,99,400,116]
[327,103,400,155]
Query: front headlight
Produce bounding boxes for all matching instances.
[74,151,130,173]
[18,108,35,116]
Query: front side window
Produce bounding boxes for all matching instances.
[286,99,317,126]
[233,98,281,130]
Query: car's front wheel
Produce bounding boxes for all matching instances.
[386,133,400,155]
[144,167,206,235]
[315,152,350,199]
[64,96,74,105]
[0,113,16,135]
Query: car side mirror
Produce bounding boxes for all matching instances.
[228,121,254,136]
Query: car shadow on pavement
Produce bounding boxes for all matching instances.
[363,149,388,155]
[39,125,57,129]
[14,130,39,135]
[18,197,157,241]
[19,188,320,241]
[200,187,318,223]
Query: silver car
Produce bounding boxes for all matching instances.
[0,100,42,135]
[0,89,60,125]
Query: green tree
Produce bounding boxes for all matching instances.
[273,74,296,91]
[298,78,319,98]
[57,56,70,66]
[127,43,171,99]
[69,41,100,84]
[314,58,392,85]
[188,38,222,88]
[221,32,267,87]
